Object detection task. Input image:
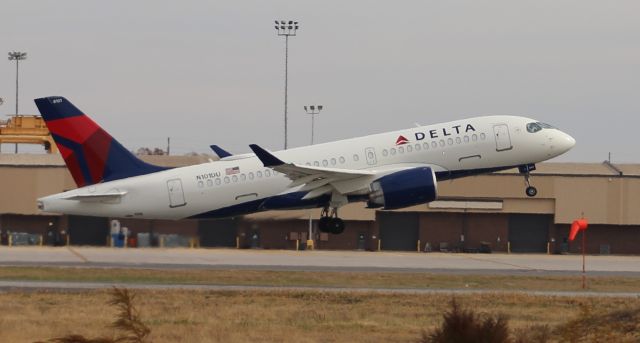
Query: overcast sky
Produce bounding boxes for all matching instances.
[1,1,638,162]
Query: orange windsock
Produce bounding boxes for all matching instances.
[569,219,588,241]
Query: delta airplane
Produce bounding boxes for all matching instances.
[35,97,575,234]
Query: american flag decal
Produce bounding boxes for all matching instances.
[226,166,240,175]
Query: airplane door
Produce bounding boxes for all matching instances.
[493,124,513,151]
[365,147,377,165]
[167,178,187,208]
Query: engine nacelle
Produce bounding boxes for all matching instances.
[367,167,438,210]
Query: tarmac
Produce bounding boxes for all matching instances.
[1,246,640,276]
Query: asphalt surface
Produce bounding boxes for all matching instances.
[1,246,639,276]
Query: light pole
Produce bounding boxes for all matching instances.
[8,52,27,115]
[304,104,322,250]
[304,105,323,145]
[274,20,299,150]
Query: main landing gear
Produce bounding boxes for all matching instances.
[318,206,345,234]
[519,164,537,197]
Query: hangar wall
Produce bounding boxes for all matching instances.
[1,154,639,254]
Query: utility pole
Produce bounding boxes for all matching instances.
[274,20,299,150]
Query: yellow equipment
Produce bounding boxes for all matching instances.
[0,115,58,153]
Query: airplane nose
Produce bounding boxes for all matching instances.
[558,132,576,152]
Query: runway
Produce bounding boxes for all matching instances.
[1,246,640,276]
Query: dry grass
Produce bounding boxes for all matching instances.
[1,266,639,293]
[1,289,639,343]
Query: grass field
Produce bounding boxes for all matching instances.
[1,289,639,342]
[1,267,639,342]
[1,266,640,292]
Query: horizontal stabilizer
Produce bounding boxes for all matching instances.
[63,191,127,202]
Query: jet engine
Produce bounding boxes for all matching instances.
[367,167,438,209]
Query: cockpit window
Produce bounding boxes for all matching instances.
[526,122,555,133]
[526,122,542,133]
[538,122,555,129]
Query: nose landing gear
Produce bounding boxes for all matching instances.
[519,164,538,197]
[318,206,345,234]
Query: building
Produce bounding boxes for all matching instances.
[1,153,639,254]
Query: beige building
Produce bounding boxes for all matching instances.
[0,154,639,254]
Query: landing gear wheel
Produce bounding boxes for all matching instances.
[526,186,537,197]
[318,216,330,232]
[318,206,346,234]
[327,218,345,234]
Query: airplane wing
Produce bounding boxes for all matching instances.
[249,144,376,199]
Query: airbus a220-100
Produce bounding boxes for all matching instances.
[35,97,575,234]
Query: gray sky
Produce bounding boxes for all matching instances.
[1,1,639,162]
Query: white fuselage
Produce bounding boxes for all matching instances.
[38,115,575,219]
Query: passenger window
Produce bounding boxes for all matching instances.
[215,178,222,185]
[330,158,336,165]
[240,174,246,181]
[431,141,438,148]
[314,161,320,166]
[407,145,413,152]
[368,151,374,159]
[447,138,453,145]
[455,137,461,144]
[224,177,230,183]
[415,144,421,151]
[390,148,396,155]
[464,136,470,143]
[472,134,478,141]
[198,181,204,188]
[353,154,359,161]
[339,156,345,164]
[232,175,238,182]
[305,162,311,166]
[382,149,389,157]
[256,171,262,178]
[265,170,271,177]
[439,139,445,147]
[248,173,254,180]
[424,142,429,150]
[398,146,404,153]
[480,133,486,140]
[322,160,328,167]
[207,179,213,187]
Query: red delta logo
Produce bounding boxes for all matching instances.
[395,135,409,145]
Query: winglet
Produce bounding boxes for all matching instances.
[210,145,233,158]
[249,144,285,167]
